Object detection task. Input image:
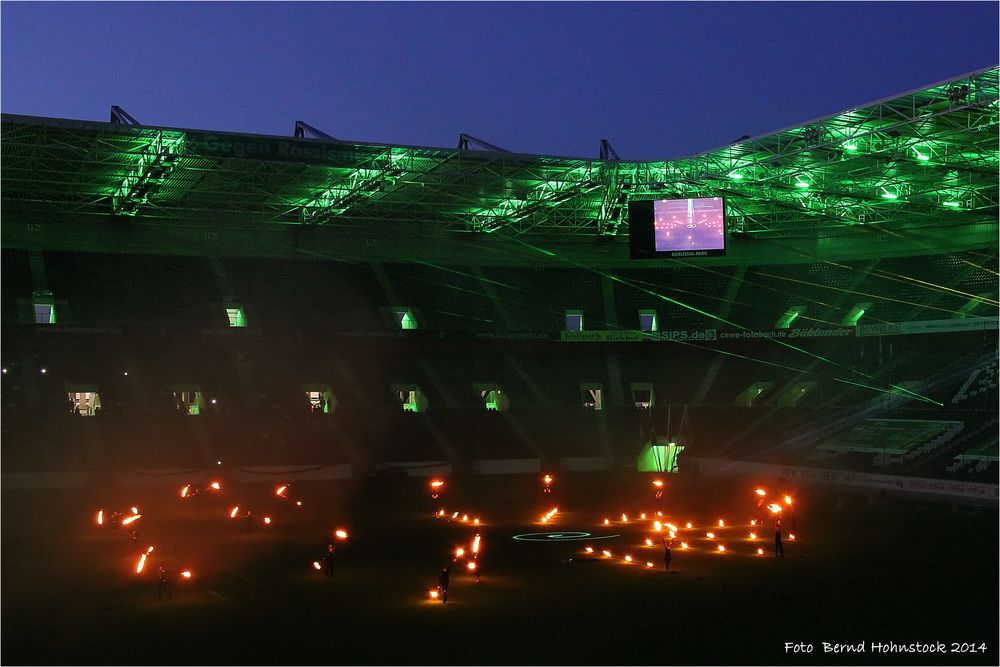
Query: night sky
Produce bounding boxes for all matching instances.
[1,2,996,160]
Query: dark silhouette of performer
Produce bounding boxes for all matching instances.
[438,563,453,603]
[661,535,672,572]
[472,554,481,583]
[158,567,172,601]
[323,544,335,576]
[774,519,784,557]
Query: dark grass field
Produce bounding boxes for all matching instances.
[2,472,997,665]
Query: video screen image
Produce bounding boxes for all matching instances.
[653,197,725,253]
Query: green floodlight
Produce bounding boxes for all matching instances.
[729,172,744,180]
[880,187,899,199]
[794,177,810,188]
[843,141,858,151]
[913,147,931,161]
[942,201,961,207]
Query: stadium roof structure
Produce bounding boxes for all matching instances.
[2,66,997,240]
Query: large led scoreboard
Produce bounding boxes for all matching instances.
[628,197,727,258]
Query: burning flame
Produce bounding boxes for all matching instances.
[276,485,288,497]
[621,513,628,522]
[624,555,633,563]
[602,550,612,558]
[706,532,715,539]
[472,534,481,554]
[312,561,322,570]
[181,571,192,578]
[543,474,553,484]
[131,506,139,515]
[455,547,465,558]
[295,501,302,507]
[335,529,348,540]
[767,504,783,514]
[665,523,678,532]
[230,506,240,519]
[585,547,594,554]
[603,518,610,525]
[640,513,647,520]
[668,531,676,539]
[652,480,664,488]
[789,534,796,540]
[180,485,190,498]
[685,522,692,529]
[263,517,272,525]
[451,512,459,519]
[209,481,221,491]
[749,532,757,539]
[474,518,480,525]
[680,542,689,549]
[718,519,725,527]
[653,520,663,532]
[751,519,757,526]
[429,589,439,599]
[461,514,468,522]
[136,554,147,574]
[717,545,726,552]
[784,495,793,505]
[438,510,445,517]
[467,561,476,571]
[755,488,766,496]
[146,546,154,554]
[430,480,444,488]
[646,562,654,568]
[96,510,103,525]
[757,548,764,555]
[122,514,141,526]
[645,538,654,547]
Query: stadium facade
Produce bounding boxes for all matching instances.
[1,67,997,496]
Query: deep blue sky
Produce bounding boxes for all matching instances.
[2,2,997,159]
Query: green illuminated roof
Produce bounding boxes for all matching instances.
[2,67,997,239]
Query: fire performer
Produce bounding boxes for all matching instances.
[542,473,553,495]
[660,534,673,572]
[158,567,172,601]
[323,543,336,577]
[438,562,453,604]
[774,518,784,558]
